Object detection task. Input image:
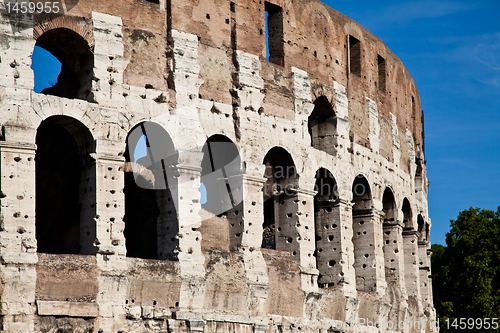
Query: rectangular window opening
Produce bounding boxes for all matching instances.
[265,2,284,66]
[143,0,160,4]
[377,55,386,92]
[411,96,418,146]
[348,35,361,76]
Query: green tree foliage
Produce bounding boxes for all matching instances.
[432,207,500,332]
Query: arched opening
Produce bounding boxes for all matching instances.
[382,188,396,223]
[200,135,243,251]
[313,168,339,286]
[200,135,242,216]
[262,147,297,250]
[417,214,425,242]
[308,96,337,155]
[33,28,94,100]
[415,158,424,196]
[402,198,412,229]
[352,175,382,291]
[352,175,371,211]
[124,122,177,260]
[382,187,403,286]
[35,116,95,254]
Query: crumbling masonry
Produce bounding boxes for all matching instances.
[0,0,436,332]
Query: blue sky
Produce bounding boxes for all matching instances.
[326,0,500,244]
[31,1,500,245]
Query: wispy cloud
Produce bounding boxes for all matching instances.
[473,33,500,88]
[381,1,475,22]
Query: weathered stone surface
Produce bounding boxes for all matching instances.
[0,0,435,332]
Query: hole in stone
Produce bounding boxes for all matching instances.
[328,260,336,267]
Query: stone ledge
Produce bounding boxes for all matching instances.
[36,300,99,318]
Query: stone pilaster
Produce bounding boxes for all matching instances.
[90,153,127,256]
[382,221,406,297]
[418,240,432,307]
[171,30,204,109]
[0,140,37,333]
[295,188,319,292]
[367,97,380,153]
[352,208,386,295]
[239,163,270,315]
[0,0,35,106]
[92,11,129,107]
[166,150,206,309]
[403,229,422,308]
[390,113,401,167]
[315,199,357,297]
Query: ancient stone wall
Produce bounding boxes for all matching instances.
[0,0,435,332]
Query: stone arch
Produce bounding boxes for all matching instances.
[415,158,424,195]
[200,135,243,251]
[33,16,94,48]
[352,174,385,292]
[299,2,335,37]
[382,187,397,223]
[262,147,298,251]
[123,121,178,260]
[300,2,336,77]
[33,27,94,100]
[201,135,242,215]
[352,174,372,210]
[308,96,337,155]
[417,214,427,242]
[35,115,95,254]
[313,168,340,286]
[402,198,412,229]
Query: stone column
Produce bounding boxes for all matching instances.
[165,150,206,309]
[418,240,432,307]
[92,150,129,332]
[382,221,406,297]
[403,228,422,307]
[315,199,356,296]
[90,153,127,256]
[295,188,318,292]
[239,163,270,315]
[352,208,386,295]
[170,30,204,108]
[0,140,37,333]
[0,0,35,107]
[92,11,129,107]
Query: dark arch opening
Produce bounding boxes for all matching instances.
[35,115,95,254]
[200,135,242,216]
[402,198,412,228]
[415,158,423,194]
[262,147,297,250]
[314,168,338,203]
[382,188,396,223]
[308,96,337,155]
[352,175,372,211]
[34,28,94,100]
[417,214,425,242]
[124,121,177,259]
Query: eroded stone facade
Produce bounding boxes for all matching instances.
[0,0,435,332]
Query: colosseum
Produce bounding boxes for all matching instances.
[0,0,436,332]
